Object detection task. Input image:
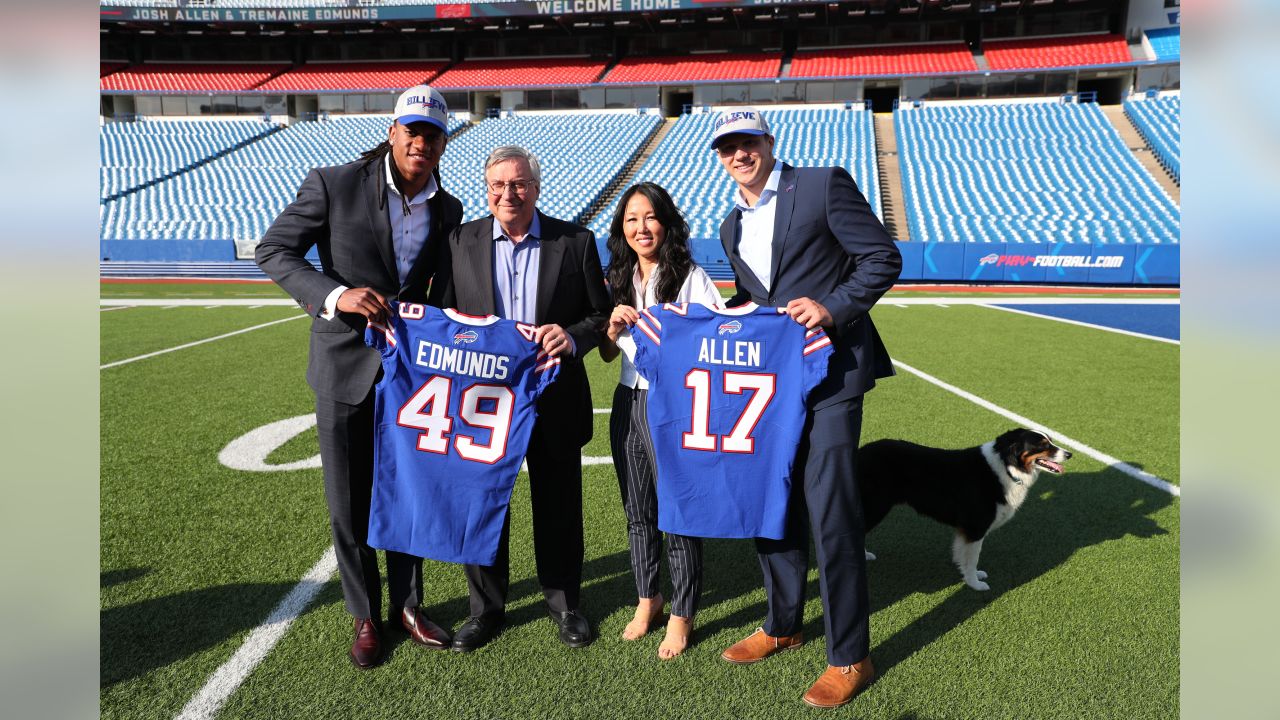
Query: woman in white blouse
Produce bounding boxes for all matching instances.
[598,182,722,659]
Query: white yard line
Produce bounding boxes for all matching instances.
[981,304,1179,345]
[101,315,306,370]
[173,548,337,720]
[893,359,1180,497]
[101,299,296,307]
[100,305,134,312]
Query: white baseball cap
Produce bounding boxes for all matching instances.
[710,107,771,149]
[394,84,448,132]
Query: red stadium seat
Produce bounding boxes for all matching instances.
[983,34,1131,70]
[431,58,608,88]
[99,63,289,93]
[789,43,977,78]
[603,53,781,84]
[256,62,448,92]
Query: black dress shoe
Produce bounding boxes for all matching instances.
[548,609,593,648]
[451,615,503,652]
[393,606,452,649]
[349,617,383,670]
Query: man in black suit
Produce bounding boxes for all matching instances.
[430,145,610,651]
[255,85,462,669]
[710,109,902,708]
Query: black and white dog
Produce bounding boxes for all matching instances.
[858,429,1071,591]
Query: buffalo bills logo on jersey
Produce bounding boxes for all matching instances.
[718,320,743,335]
[453,330,479,345]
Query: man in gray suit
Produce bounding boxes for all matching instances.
[430,146,611,651]
[710,109,901,708]
[255,85,462,669]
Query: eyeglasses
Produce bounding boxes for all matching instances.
[487,180,536,196]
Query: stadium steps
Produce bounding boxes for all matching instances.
[873,113,910,241]
[1101,105,1180,203]
[974,53,990,71]
[102,122,286,204]
[575,116,675,227]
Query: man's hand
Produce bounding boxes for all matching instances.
[785,297,834,330]
[336,287,391,324]
[606,304,640,342]
[535,323,573,357]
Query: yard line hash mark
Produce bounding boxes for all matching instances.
[101,315,307,370]
[174,548,337,720]
[893,359,1179,496]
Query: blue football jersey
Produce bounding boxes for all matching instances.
[364,303,560,565]
[630,302,834,540]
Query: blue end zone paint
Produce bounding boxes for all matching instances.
[998,303,1180,340]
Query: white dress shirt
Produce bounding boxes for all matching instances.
[733,165,783,293]
[616,264,722,389]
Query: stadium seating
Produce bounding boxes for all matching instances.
[983,34,1131,70]
[99,114,467,242]
[587,108,880,276]
[1124,94,1180,183]
[789,43,977,78]
[430,58,608,89]
[100,117,279,200]
[603,53,781,84]
[101,62,129,78]
[256,62,448,92]
[895,101,1179,246]
[100,63,289,93]
[1145,27,1180,61]
[438,112,661,223]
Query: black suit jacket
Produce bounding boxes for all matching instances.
[431,211,610,447]
[256,157,464,404]
[720,163,902,406]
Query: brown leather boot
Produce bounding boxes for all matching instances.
[720,627,804,664]
[802,657,876,708]
[348,617,383,670]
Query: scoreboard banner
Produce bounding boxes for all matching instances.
[101,0,813,23]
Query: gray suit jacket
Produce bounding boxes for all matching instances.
[430,211,611,447]
[256,157,464,404]
[720,163,901,406]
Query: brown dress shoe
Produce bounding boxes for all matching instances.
[802,657,876,708]
[349,617,383,670]
[399,606,452,649]
[720,627,804,664]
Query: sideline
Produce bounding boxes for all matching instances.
[982,303,1179,344]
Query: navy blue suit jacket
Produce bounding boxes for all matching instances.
[719,163,901,407]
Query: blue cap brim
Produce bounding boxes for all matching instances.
[396,115,447,132]
[711,128,767,149]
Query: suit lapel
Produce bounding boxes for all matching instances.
[465,218,497,316]
[768,163,797,288]
[535,212,565,324]
[361,160,399,285]
[720,197,768,301]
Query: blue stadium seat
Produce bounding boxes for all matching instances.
[1145,27,1180,62]
[1124,94,1180,183]
[100,117,277,200]
[895,101,1179,246]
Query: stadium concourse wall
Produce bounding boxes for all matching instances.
[100,239,1179,285]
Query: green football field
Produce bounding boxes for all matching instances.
[100,289,1179,720]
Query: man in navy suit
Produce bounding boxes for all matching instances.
[712,108,901,708]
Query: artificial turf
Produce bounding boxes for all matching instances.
[100,297,1178,719]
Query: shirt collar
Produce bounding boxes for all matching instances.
[492,212,542,243]
[384,152,437,204]
[734,164,783,211]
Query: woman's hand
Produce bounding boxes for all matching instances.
[606,304,641,342]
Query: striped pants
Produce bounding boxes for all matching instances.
[609,384,703,618]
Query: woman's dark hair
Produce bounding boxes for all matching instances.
[605,182,695,307]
